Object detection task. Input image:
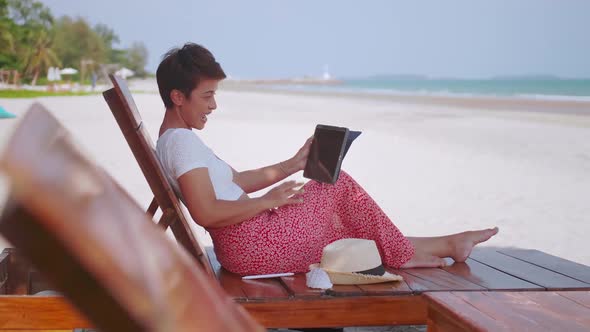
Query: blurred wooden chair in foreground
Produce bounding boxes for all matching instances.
[103,74,590,329]
[0,104,263,331]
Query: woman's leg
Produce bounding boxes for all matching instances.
[327,171,416,268]
[318,171,500,268]
[401,227,499,268]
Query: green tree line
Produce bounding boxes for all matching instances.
[0,0,148,85]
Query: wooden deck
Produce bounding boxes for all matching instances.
[207,247,590,327]
[425,291,590,331]
[2,246,588,329]
[214,247,590,300]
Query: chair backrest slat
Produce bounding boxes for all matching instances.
[147,197,159,217]
[0,104,262,331]
[103,80,213,276]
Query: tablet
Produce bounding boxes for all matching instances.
[303,125,350,184]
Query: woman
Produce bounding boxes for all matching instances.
[156,43,498,276]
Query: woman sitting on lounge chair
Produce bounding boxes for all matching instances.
[155,43,499,276]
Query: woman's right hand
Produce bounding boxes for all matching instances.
[289,136,313,172]
[262,180,305,208]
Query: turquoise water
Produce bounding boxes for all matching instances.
[269,78,590,101]
[342,78,590,99]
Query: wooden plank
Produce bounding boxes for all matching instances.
[426,310,462,332]
[240,278,290,300]
[401,267,486,292]
[557,291,590,308]
[279,273,326,298]
[520,291,590,329]
[156,209,175,229]
[206,247,247,300]
[0,330,71,332]
[326,284,365,297]
[389,267,483,293]
[146,197,159,218]
[103,87,141,130]
[208,247,290,301]
[500,248,590,284]
[357,279,413,296]
[425,292,507,331]
[453,291,590,331]
[216,269,290,301]
[0,250,8,294]
[213,266,316,301]
[470,247,590,290]
[0,200,147,331]
[0,296,91,329]
[241,295,426,328]
[394,270,453,292]
[0,330,72,332]
[442,257,543,291]
[217,270,248,300]
[206,246,290,301]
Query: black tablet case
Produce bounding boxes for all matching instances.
[303,125,361,184]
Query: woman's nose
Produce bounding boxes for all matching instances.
[209,97,217,110]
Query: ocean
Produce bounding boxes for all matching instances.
[269,78,590,101]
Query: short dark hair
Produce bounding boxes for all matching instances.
[156,43,226,109]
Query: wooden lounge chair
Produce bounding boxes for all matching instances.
[0,104,263,331]
[103,75,590,329]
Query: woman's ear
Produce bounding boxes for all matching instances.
[170,89,185,107]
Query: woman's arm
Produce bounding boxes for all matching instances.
[233,137,312,193]
[232,159,296,193]
[179,168,304,228]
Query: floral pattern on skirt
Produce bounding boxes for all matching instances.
[207,171,415,275]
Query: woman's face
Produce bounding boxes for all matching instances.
[179,78,219,130]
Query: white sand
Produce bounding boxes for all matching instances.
[1,85,589,265]
[1,83,589,331]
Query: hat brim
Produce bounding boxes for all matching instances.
[309,264,403,285]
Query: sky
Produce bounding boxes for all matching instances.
[38,0,590,79]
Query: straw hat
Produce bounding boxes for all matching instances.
[309,238,403,285]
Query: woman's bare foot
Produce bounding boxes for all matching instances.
[450,227,499,262]
[401,251,446,268]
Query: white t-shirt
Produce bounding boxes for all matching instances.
[156,128,244,202]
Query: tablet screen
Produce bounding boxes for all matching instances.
[304,125,348,183]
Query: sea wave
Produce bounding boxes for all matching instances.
[515,94,590,102]
[263,84,590,102]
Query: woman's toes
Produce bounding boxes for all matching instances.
[474,227,499,244]
[452,227,499,262]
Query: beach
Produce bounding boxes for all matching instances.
[1,82,589,331]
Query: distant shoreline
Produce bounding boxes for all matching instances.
[3,77,586,117]
[219,81,590,117]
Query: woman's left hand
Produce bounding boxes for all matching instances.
[289,136,313,172]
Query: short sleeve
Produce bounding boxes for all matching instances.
[166,130,212,179]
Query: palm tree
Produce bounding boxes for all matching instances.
[0,0,15,54]
[23,29,60,85]
[0,20,15,53]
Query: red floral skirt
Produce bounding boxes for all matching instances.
[208,171,415,275]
